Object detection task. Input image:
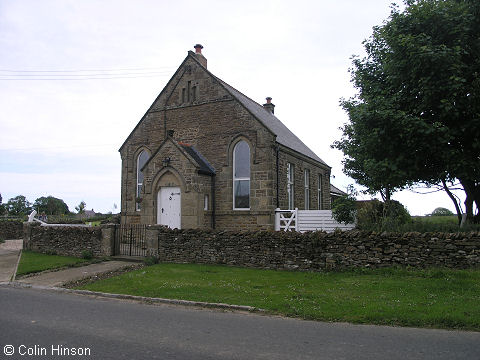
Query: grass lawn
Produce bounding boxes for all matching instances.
[16,250,92,277]
[77,263,480,331]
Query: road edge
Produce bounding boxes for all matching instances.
[0,281,265,313]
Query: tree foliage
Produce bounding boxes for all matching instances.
[431,207,454,216]
[75,201,86,214]
[333,0,480,223]
[5,195,32,216]
[33,196,70,215]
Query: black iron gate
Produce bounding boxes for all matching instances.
[113,224,147,257]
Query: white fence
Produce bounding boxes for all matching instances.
[274,208,355,233]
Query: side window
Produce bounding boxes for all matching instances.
[304,169,310,210]
[233,140,250,209]
[318,174,323,210]
[287,163,294,209]
[136,150,149,211]
[204,194,209,211]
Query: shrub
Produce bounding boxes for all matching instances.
[357,199,411,232]
[144,255,159,266]
[357,200,384,228]
[81,250,93,260]
[385,200,411,225]
[332,186,357,225]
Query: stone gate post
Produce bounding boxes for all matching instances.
[145,225,162,257]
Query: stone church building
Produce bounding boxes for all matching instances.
[119,45,331,230]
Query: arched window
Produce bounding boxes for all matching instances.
[136,150,149,211]
[233,140,250,209]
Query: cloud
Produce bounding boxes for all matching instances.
[1,0,456,216]
[0,171,119,213]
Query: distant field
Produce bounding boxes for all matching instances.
[407,215,480,233]
[412,215,458,225]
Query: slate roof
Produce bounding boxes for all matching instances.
[141,138,216,176]
[330,184,347,196]
[179,143,216,175]
[215,76,329,167]
[121,50,330,169]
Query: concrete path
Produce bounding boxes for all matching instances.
[0,239,22,282]
[17,260,139,287]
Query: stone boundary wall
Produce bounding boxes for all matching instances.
[154,227,480,271]
[21,222,480,270]
[0,220,24,240]
[23,222,115,258]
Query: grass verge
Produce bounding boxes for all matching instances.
[16,250,94,277]
[77,263,480,331]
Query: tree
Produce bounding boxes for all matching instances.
[0,193,5,216]
[333,0,480,223]
[33,196,70,215]
[431,207,454,216]
[75,201,86,214]
[6,195,32,216]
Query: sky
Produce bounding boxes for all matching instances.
[0,0,465,215]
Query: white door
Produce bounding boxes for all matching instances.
[157,187,181,229]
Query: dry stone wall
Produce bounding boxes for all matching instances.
[0,220,24,240]
[21,221,480,270]
[23,223,114,258]
[155,227,480,270]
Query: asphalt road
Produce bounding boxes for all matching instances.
[1,287,479,360]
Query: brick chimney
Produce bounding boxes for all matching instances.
[193,44,207,68]
[263,97,275,114]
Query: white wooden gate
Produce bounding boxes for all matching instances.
[275,208,355,232]
[274,208,298,232]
